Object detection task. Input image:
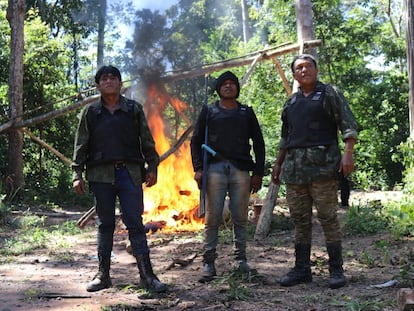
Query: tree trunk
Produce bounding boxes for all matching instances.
[294,0,316,92]
[6,0,25,193]
[241,0,250,43]
[97,0,107,68]
[295,0,316,56]
[406,0,414,138]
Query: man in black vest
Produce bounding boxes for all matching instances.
[271,54,358,289]
[72,65,167,293]
[190,71,265,282]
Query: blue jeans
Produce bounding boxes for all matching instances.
[90,166,148,257]
[204,161,251,261]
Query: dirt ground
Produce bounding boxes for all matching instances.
[0,191,412,311]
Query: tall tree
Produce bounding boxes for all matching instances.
[6,0,25,193]
[295,0,316,55]
[294,0,316,92]
[97,0,106,68]
[407,0,414,137]
[241,0,250,43]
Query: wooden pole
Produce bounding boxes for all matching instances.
[254,182,279,240]
[271,57,292,96]
[21,128,72,166]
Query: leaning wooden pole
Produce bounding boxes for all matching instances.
[160,40,322,83]
[254,182,280,240]
[21,128,72,166]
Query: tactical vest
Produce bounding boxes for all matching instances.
[284,84,338,148]
[86,101,144,165]
[206,102,254,163]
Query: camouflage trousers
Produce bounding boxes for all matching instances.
[286,179,342,245]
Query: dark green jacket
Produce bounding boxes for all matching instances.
[72,95,159,186]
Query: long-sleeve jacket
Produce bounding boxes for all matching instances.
[279,81,358,184]
[190,101,265,176]
[72,95,159,186]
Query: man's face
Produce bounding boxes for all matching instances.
[292,58,318,86]
[96,73,122,96]
[219,79,238,99]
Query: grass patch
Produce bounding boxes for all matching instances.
[0,212,85,261]
[344,201,390,235]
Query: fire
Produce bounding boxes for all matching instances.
[142,83,204,232]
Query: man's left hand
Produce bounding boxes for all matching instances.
[251,175,262,193]
[145,172,157,187]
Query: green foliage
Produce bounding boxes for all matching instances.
[213,274,253,301]
[329,296,386,311]
[344,192,414,240]
[344,202,390,235]
[218,228,233,244]
[0,217,82,259]
[0,0,410,207]
[385,198,414,238]
[396,138,414,194]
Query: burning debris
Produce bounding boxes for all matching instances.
[141,81,204,233]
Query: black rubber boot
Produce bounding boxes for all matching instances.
[199,261,216,283]
[199,250,217,283]
[86,254,112,292]
[327,242,346,289]
[136,253,167,293]
[280,243,312,287]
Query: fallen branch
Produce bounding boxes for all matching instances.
[166,253,198,270]
[38,292,91,299]
[76,206,96,229]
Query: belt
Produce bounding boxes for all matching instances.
[114,161,126,169]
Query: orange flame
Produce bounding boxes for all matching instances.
[142,83,204,232]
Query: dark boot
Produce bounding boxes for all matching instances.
[136,253,167,293]
[327,242,346,289]
[199,250,217,283]
[86,254,112,292]
[280,243,312,287]
[199,261,216,283]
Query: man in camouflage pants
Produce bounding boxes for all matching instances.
[271,54,358,289]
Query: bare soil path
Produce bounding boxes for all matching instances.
[0,191,411,311]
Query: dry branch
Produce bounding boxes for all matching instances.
[76,206,96,229]
[160,40,322,83]
[166,253,198,270]
[21,128,72,166]
[272,57,292,96]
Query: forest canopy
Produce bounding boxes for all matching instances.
[0,0,410,206]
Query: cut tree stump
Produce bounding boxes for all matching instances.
[254,182,279,241]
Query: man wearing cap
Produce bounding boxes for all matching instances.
[271,54,358,289]
[72,65,167,293]
[190,71,265,282]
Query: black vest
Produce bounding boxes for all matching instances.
[207,102,254,164]
[284,85,338,148]
[86,101,144,165]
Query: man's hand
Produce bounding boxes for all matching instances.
[145,172,157,187]
[251,175,262,193]
[271,164,282,185]
[73,179,85,195]
[340,152,354,177]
